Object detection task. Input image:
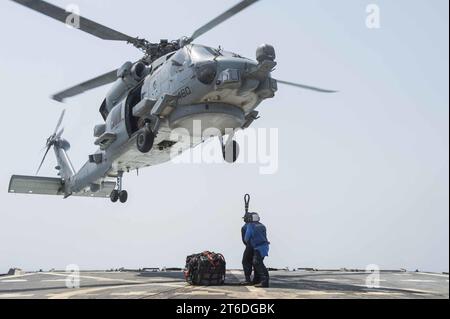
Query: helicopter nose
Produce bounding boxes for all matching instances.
[213,57,277,99]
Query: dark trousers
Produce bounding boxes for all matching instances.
[252,250,269,285]
[242,245,253,281]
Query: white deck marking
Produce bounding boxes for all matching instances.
[175,292,225,296]
[295,291,346,296]
[317,278,387,282]
[246,286,261,293]
[348,283,439,295]
[184,285,241,296]
[46,293,100,298]
[362,292,404,296]
[40,272,141,283]
[0,293,34,298]
[245,285,274,298]
[416,273,449,278]
[0,273,37,281]
[0,279,28,283]
[402,279,437,283]
[315,278,340,281]
[48,282,184,299]
[110,291,157,296]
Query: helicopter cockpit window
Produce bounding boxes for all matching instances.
[220,50,242,58]
[170,49,189,67]
[219,49,251,60]
[188,45,220,61]
[166,52,176,60]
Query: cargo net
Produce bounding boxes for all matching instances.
[184,251,226,286]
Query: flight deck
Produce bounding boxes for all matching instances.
[0,269,448,299]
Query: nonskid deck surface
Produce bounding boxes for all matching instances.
[0,270,448,299]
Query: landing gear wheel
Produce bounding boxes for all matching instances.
[119,190,128,203]
[110,190,119,203]
[223,140,240,163]
[137,128,155,153]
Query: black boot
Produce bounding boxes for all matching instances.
[252,275,261,285]
[240,276,253,286]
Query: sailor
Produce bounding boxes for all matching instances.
[241,213,256,285]
[243,212,270,288]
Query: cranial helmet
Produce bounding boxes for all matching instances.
[243,212,260,223]
[251,213,260,222]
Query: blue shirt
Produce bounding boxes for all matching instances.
[244,222,269,257]
[241,224,248,245]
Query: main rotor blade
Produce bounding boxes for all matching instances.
[56,127,64,139]
[276,79,338,93]
[53,109,65,134]
[36,144,51,175]
[190,0,260,41]
[52,69,117,102]
[11,0,136,42]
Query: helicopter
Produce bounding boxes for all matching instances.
[8,0,336,203]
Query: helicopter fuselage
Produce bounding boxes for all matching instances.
[8,0,334,201]
[67,44,278,195]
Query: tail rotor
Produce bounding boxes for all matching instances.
[36,110,66,175]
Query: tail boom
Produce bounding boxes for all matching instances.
[8,175,115,198]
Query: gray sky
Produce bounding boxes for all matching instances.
[0,0,448,273]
